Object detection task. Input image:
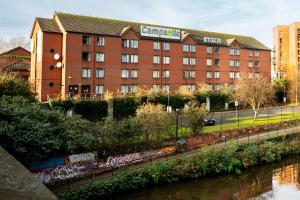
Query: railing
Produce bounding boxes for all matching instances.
[49,123,300,193]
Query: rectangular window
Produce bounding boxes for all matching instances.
[95,68,104,78]
[153,42,160,50]
[97,36,105,46]
[248,72,253,79]
[215,84,221,91]
[248,50,253,56]
[121,54,130,63]
[163,56,170,64]
[229,72,235,79]
[163,84,170,92]
[206,46,213,54]
[189,45,196,52]
[215,47,220,54]
[206,84,213,90]
[215,59,220,67]
[235,60,240,67]
[96,52,104,62]
[121,85,130,93]
[236,72,240,78]
[82,52,91,62]
[95,85,104,94]
[248,61,253,67]
[206,58,212,66]
[131,55,138,63]
[183,44,189,52]
[153,70,160,79]
[255,72,259,79]
[82,68,91,78]
[255,61,259,67]
[121,69,129,78]
[189,58,196,65]
[130,40,138,48]
[230,48,235,55]
[82,35,91,45]
[235,49,240,56]
[206,72,212,79]
[230,60,235,67]
[153,55,160,64]
[183,57,189,65]
[163,42,170,51]
[163,70,170,78]
[255,50,260,57]
[184,84,196,92]
[184,70,195,79]
[131,70,138,78]
[214,71,220,79]
[122,39,130,48]
[153,84,160,90]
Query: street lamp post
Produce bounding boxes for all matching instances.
[175,109,179,139]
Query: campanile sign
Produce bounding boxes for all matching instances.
[140,25,181,40]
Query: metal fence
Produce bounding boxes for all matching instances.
[49,122,300,194]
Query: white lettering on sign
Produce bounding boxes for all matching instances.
[69,152,96,163]
[203,37,222,44]
[141,25,181,40]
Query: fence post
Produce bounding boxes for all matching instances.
[248,132,249,143]
[225,137,226,147]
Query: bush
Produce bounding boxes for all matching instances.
[0,73,35,101]
[113,97,139,118]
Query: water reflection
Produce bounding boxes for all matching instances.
[115,157,300,200]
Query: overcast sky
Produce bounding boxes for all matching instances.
[1,0,300,48]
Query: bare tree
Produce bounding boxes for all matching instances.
[0,36,30,53]
[235,76,274,120]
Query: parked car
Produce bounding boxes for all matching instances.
[204,114,216,126]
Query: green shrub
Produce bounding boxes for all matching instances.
[113,97,138,118]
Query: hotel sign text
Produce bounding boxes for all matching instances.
[204,37,222,44]
[140,25,181,40]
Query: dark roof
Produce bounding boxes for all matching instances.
[36,18,61,33]
[1,60,30,72]
[54,12,270,50]
[0,46,30,56]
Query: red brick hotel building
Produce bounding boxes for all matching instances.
[30,12,271,101]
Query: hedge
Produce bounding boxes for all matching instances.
[113,97,139,119]
[51,99,108,121]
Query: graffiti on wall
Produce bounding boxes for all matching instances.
[69,152,96,163]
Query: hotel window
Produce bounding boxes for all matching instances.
[215,59,220,67]
[162,84,170,92]
[131,70,138,78]
[190,58,196,65]
[96,53,105,62]
[153,84,160,90]
[248,61,253,67]
[82,35,91,45]
[153,70,160,79]
[183,57,189,65]
[131,40,138,48]
[95,68,104,78]
[206,46,213,54]
[121,85,130,93]
[163,56,170,64]
[183,44,189,52]
[255,50,260,57]
[121,69,130,78]
[215,84,221,91]
[131,55,138,63]
[184,70,195,79]
[235,60,240,67]
[163,42,170,51]
[206,72,212,79]
[153,55,160,64]
[214,71,220,79]
[163,70,170,78]
[229,72,240,79]
[184,84,196,92]
[97,36,105,46]
[255,61,259,67]
[230,60,235,67]
[82,68,91,78]
[255,72,259,79]
[153,42,160,50]
[121,54,130,63]
[206,58,212,66]
[248,73,253,79]
[235,49,240,56]
[82,52,91,62]
[122,39,130,48]
[230,48,235,55]
[206,84,213,90]
[248,50,254,56]
[95,85,104,94]
[215,47,220,54]
[189,45,196,52]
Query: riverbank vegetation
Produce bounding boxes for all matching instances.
[58,134,300,200]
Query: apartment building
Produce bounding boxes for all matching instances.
[273,23,300,102]
[30,12,271,101]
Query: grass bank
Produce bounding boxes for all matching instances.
[58,133,300,200]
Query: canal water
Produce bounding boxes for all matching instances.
[115,156,300,200]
